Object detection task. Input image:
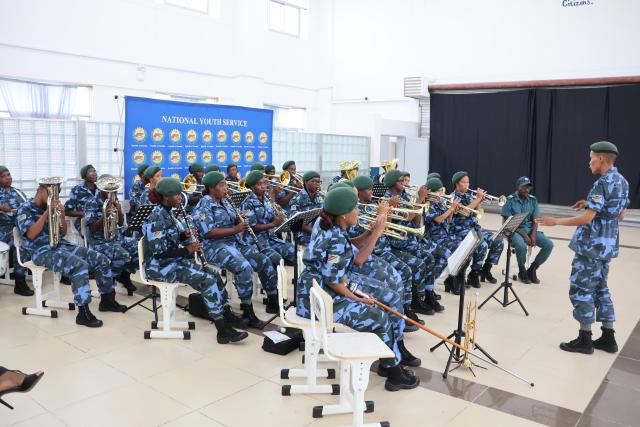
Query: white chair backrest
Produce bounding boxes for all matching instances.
[12,227,25,267]
[310,281,335,348]
[277,264,289,301]
[79,218,89,248]
[137,238,148,284]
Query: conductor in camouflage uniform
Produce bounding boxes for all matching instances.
[538,141,629,354]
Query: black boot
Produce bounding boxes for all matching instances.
[240,303,266,329]
[411,288,434,315]
[213,318,249,344]
[480,263,497,284]
[13,275,33,297]
[98,291,127,313]
[593,327,618,353]
[404,304,424,325]
[223,305,248,328]
[452,273,463,295]
[467,270,481,288]
[76,304,103,328]
[559,330,594,354]
[398,340,421,367]
[265,294,279,314]
[518,266,531,284]
[443,275,452,292]
[425,290,444,312]
[116,272,137,295]
[527,262,540,284]
[384,364,420,391]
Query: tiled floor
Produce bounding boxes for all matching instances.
[1,213,639,427]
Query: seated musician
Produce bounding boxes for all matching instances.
[128,164,149,215]
[193,172,279,325]
[205,165,220,174]
[185,163,205,214]
[65,164,99,229]
[250,163,265,172]
[142,178,248,344]
[501,177,553,284]
[276,160,300,209]
[297,188,420,391]
[225,164,240,183]
[0,165,32,296]
[287,171,324,246]
[131,166,163,207]
[17,183,127,328]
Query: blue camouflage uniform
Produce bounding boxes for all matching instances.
[568,167,629,326]
[287,188,324,245]
[424,200,458,279]
[298,218,403,368]
[500,192,554,267]
[128,180,146,213]
[240,192,295,264]
[142,204,226,318]
[193,195,277,302]
[0,187,28,276]
[131,187,151,208]
[64,183,99,229]
[17,200,115,306]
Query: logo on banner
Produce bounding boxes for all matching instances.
[245,131,254,143]
[171,173,180,180]
[132,150,145,164]
[217,130,227,143]
[231,150,241,162]
[151,151,163,164]
[202,151,213,163]
[231,131,241,143]
[170,129,181,143]
[258,151,267,162]
[259,132,268,144]
[169,151,181,164]
[202,130,213,143]
[186,151,197,164]
[245,151,254,162]
[217,150,227,163]
[133,127,146,142]
[152,128,164,142]
[186,129,197,143]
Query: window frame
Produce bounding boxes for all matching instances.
[267,0,305,39]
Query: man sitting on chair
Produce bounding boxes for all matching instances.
[500,177,554,284]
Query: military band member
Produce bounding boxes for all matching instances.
[250,163,265,172]
[132,166,162,207]
[287,171,324,246]
[538,141,629,354]
[225,164,240,183]
[128,164,150,215]
[65,164,99,229]
[142,178,248,344]
[501,177,554,284]
[205,165,220,174]
[185,163,205,213]
[276,160,300,209]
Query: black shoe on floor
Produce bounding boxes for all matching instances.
[398,340,421,367]
[404,304,424,325]
[467,270,481,289]
[559,330,594,354]
[98,291,127,313]
[384,365,420,391]
[223,305,248,328]
[424,290,444,312]
[527,262,540,284]
[480,263,497,284]
[265,294,279,314]
[240,303,266,329]
[76,304,103,328]
[518,266,531,284]
[593,327,618,353]
[13,275,33,297]
[411,288,434,315]
[116,272,137,295]
[214,318,249,344]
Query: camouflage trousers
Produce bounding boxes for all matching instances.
[90,235,139,276]
[352,253,411,306]
[454,228,503,270]
[391,240,436,295]
[260,234,295,264]
[373,250,413,305]
[569,254,615,325]
[32,242,114,306]
[239,243,278,295]
[422,238,454,289]
[0,228,27,276]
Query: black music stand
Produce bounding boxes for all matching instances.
[478,212,530,316]
[228,191,251,208]
[429,229,498,378]
[125,204,155,234]
[372,183,386,198]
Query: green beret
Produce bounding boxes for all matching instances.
[352,176,374,191]
[202,172,225,188]
[452,171,468,185]
[188,163,204,173]
[383,170,403,188]
[590,141,618,155]
[204,165,220,174]
[265,164,276,174]
[80,164,95,179]
[327,181,352,192]
[303,171,320,182]
[156,178,182,197]
[144,166,161,180]
[0,166,8,174]
[427,172,441,180]
[426,178,444,192]
[137,164,150,176]
[245,170,264,187]
[323,188,358,216]
[250,163,265,171]
[400,171,410,177]
[282,160,295,170]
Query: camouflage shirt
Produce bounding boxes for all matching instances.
[0,187,26,231]
[449,190,479,237]
[424,201,452,242]
[129,180,145,203]
[239,191,278,246]
[193,194,242,248]
[142,204,186,269]
[17,200,54,258]
[288,188,324,215]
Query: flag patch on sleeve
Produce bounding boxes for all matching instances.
[328,255,340,264]
[590,195,604,204]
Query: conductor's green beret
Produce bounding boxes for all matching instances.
[590,141,619,155]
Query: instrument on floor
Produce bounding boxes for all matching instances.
[339,160,360,180]
[38,176,64,247]
[469,189,507,207]
[461,294,479,368]
[96,175,121,241]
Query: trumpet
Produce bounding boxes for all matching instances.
[359,213,425,240]
[358,203,422,222]
[469,189,507,206]
[461,293,479,369]
[441,196,484,218]
[371,196,429,215]
[39,177,64,247]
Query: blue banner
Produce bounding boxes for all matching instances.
[123,96,273,198]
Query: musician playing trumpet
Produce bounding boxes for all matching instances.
[287,171,324,246]
[275,160,301,209]
[184,163,205,214]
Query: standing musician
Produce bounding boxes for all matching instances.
[205,165,221,174]
[193,172,279,325]
[129,164,149,215]
[84,175,138,294]
[17,183,126,328]
[297,188,420,391]
[287,171,324,246]
[0,166,32,296]
[184,163,205,213]
[239,171,295,265]
[142,178,248,344]
[501,177,554,284]
[538,141,629,355]
[131,166,163,207]
[449,171,504,288]
[225,164,240,183]
[65,164,99,229]
[276,160,301,209]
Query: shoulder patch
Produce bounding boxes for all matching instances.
[152,230,164,239]
[327,255,340,264]
[18,214,27,222]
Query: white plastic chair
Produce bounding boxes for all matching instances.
[136,239,194,340]
[309,282,393,427]
[278,265,338,396]
[0,240,11,285]
[63,216,84,247]
[13,228,75,318]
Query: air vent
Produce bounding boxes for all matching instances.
[404,76,429,99]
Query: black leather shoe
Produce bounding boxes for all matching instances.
[76,304,103,328]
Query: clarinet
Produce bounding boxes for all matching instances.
[223,195,265,252]
[174,203,208,267]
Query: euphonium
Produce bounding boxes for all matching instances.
[339,160,360,181]
[181,174,204,194]
[96,175,121,240]
[38,176,64,247]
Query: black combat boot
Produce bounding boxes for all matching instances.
[224,305,248,328]
[480,263,497,284]
[98,291,127,312]
[411,287,434,315]
[452,272,464,295]
[527,262,540,284]
[467,269,481,288]
[518,266,531,284]
[559,330,594,354]
[593,327,618,353]
[13,275,33,296]
[424,290,444,312]
[213,318,249,344]
[116,272,137,295]
[240,303,266,329]
[444,276,453,293]
[384,364,420,391]
[76,304,103,328]
[265,294,279,314]
[398,340,421,367]
[404,304,424,325]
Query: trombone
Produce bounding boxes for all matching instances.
[469,189,507,206]
[226,180,251,194]
[359,213,425,240]
[266,172,302,193]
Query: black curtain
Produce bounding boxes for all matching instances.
[429,84,640,208]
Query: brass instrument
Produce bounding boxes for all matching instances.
[267,171,301,193]
[469,189,507,207]
[378,158,399,184]
[96,175,121,240]
[461,294,479,369]
[359,213,425,240]
[339,160,360,181]
[227,179,252,194]
[371,196,429,215]
[441,195,484,218]
[38,176,64,247]
[182,173,199,193]
[358,203,422,222]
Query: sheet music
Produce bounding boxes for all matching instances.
[447,230,479,276]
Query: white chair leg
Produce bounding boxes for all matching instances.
[22,270,56,317]
[282,334,338,396]
[145,285,193,340]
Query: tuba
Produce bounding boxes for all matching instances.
[39,177,64,247]
[378,158,398,183]
[96,175,121,240]
[339,160,360,181]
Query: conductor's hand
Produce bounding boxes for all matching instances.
[536,216,558,227]
[186,241,202,254]
[571,200,587,210]
[235,221,250,233]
